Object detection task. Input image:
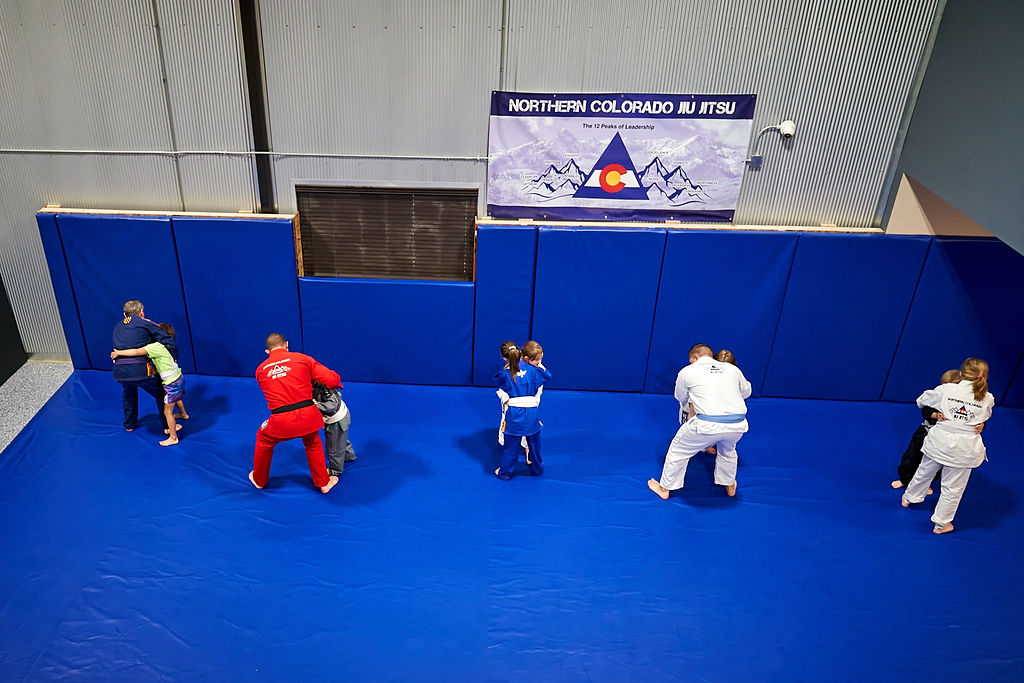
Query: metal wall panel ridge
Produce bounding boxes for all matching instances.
[260,0,502,155]
[1,0,174,150]
[155,0,257,211]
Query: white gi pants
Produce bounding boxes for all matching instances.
[660,419,744,490]
[904,454,973,527]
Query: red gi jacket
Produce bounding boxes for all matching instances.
[256,348,341,439]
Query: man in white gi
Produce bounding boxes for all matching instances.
[648,343,752,499]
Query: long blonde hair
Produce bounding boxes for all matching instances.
[959,358,989,401]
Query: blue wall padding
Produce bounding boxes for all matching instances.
[883,238,1024,403]
[56,213,195,372]
[646,230,798,395]
[1005,357,1024,408]
[173,216,301,377]
[762,233,930,400]
[35,213,89,368]
[299,277,474,385]
[472,224,537,385]
[531,227,666,391]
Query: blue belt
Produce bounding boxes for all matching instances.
[696,413,746,424]
[113,356,148,365]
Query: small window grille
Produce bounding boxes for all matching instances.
[295,186,477,281]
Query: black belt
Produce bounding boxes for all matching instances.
[270,399,315,414]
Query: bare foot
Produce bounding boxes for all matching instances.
[891,480,903,489]
[173,412,190,420]
[320,475,339,494]
[725,481,737,497]
[647,479,670,500]
[927,487,933,496]
[901,494,910,508]
[163,424,183,434]
[707,446,717,455]
[933,522,954,534]
[159,437,179,447]
[248,471,264,489]
[125,427,135,432]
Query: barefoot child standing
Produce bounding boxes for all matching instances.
[901,358,994,534]
[494,340,551,480]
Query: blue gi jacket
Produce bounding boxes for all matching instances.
[112,315,176,382]
[495,362,551,436]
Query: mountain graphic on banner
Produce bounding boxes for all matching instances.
[574,133,649,201]
[523,159,586,199]
[639,157,712,206]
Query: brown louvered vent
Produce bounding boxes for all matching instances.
[295,186,477,281]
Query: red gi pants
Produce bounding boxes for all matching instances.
[252,406,330,488]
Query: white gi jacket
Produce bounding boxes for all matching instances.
[675,356,752,432]
[916,380,994,468]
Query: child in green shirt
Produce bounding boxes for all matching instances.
[111,324,188,446]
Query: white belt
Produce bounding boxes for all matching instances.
[506,396,540,408]
[323,400,349,424]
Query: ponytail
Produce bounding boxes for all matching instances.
[507,347,521,381]
[501,340,522,381]
[960,358,990,401]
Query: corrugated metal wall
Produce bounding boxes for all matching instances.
[258,0,502,212]
[0,0,255,357]
[0,0,942,357]
[501,0,942,227]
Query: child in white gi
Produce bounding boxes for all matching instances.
[649,343,751,499]
[901,358,994,534]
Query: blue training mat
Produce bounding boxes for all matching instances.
[1,372,1023,680]
[762,233,929,400]
[35,212,89,368]
[299,277,474,385]
[173,216,302,376]
[1005,359,1024,408]
[884,237,1024,403]
[532,226,666,391]
[647,229,798,395]
[473,224,537,386]
[55,213,196,373]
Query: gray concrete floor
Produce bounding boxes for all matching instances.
[0,359,74,454]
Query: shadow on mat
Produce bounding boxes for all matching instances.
[133,380,227,437]
[456,427,508,475]
[172,381,227,436]
[320,438,430,506]
[658,449,742,508]
[934,469,1018,530]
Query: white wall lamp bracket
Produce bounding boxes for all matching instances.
[746,119,796,169]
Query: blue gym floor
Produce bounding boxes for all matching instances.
[1,370,1022,681]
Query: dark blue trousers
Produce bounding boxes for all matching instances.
[120,377,167,430]
[496,431,543,479]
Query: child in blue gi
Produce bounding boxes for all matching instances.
[496,341,530,457]
[494,340,551,480]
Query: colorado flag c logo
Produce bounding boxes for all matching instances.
[599,164,627,192]
[575,132,649,201]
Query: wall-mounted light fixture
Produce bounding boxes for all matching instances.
[746,119,796,169]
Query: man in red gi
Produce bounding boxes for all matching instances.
[249,333,340,494]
